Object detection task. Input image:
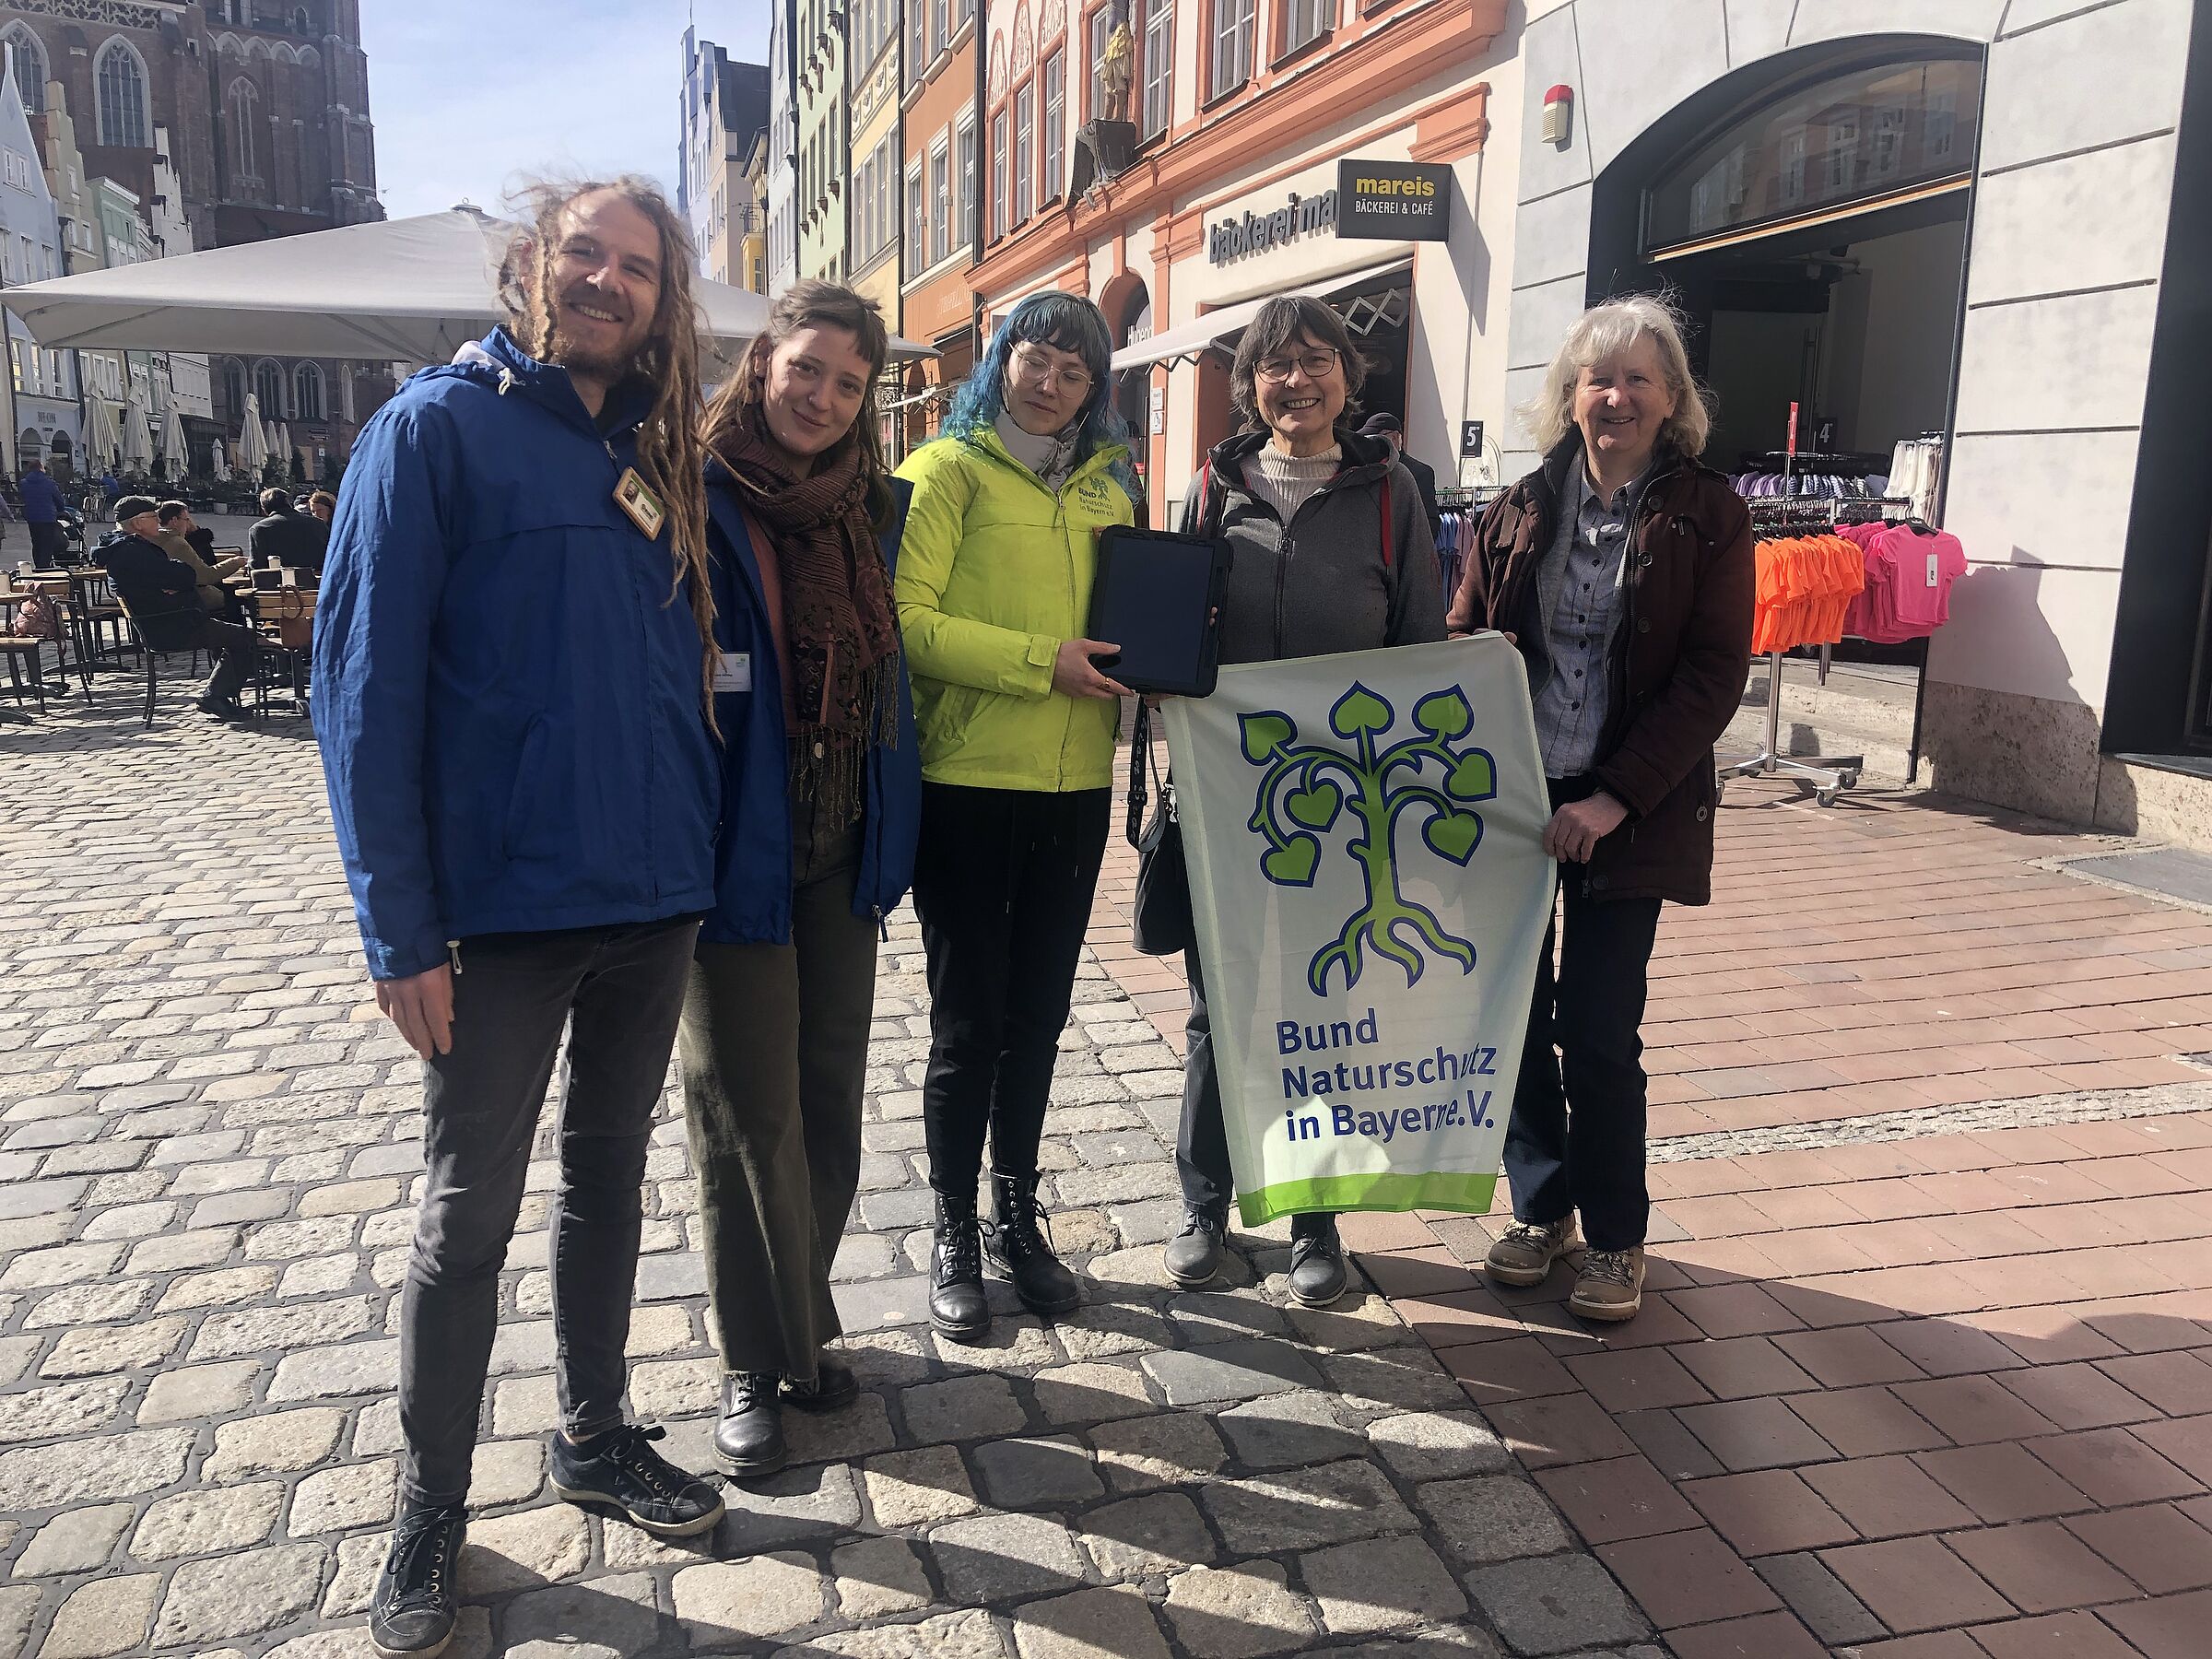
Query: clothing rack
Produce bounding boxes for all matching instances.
[1717,493,1911,806]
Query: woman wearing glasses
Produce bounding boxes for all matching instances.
[1160,295,1446,1310]
[893,292,1137,1340]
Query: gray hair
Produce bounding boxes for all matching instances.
[1523,295,1712,458]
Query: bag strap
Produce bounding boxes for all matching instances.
[1125,698,1153,847]
[1380,471,1394,568]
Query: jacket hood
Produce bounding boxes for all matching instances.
[1205,425,1396,482]
[430,327,654,434]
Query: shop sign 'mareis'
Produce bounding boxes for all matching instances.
[1206,159,1454,264]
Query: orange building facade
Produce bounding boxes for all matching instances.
[966,0,1518,523]
[897,0,982,452]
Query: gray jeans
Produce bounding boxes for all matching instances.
[678,799,875,1378]
[397,916,699,1511]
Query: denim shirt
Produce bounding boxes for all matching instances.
[1533,463,1646,779]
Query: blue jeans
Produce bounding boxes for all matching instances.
[397,916,698,1510]
[1501,775,1664,1253]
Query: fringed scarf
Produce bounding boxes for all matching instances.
[712,408,900,817]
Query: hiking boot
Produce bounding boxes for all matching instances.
[368,1502,465,1656]
[547,1423,724,1536]
[1568,1247,1646,1322]
[1162,1207,1226,1288]
[1287,1216,1348,1308]
[781,1358,858,1412]
[711,1371,784,1480]
[1483,1217,1581,1288]
[929,1190,991,1339]
[983,1171,1080,1316]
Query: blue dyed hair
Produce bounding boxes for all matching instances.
[942,291,1136,492]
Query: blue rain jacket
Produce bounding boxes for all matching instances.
[313,327,720,981]
[700,461,921,944]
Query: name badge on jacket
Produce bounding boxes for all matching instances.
[712,651,752,694]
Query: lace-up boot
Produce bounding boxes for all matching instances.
[1483,1216,1581,1287]
[712,1371,785,1479]
[983,1171,1080,1316]
[1568,1245,1646,1322]
[369,1502,465,1655]
[929,1189,991,1338]
[1162,1206,1227,1288]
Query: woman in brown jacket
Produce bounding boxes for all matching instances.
[1447,295,1753,1322]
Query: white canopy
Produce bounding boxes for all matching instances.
[2,208,935,363]
[1111,259,1414,374]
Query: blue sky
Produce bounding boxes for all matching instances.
[360,0,771,221]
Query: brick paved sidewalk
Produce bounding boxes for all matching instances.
[1090,778,2212,1656]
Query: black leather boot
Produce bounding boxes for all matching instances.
[930,1190,990,1339]
[982,1171,1080,1316]
[712,1371,786,1479]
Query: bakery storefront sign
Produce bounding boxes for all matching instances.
[1207,190,1339,265]
[1336,159,1452,241]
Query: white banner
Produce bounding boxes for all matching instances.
[1163,637,1554,1224]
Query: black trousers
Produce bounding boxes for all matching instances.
[28,522,67,569]
[913,782,1110,1198]
[398,916,698,1510]
[1501,775,1664,1253]
[187,616,260,706]
[1177,948,1335,1239]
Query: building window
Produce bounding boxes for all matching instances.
[1014,83,1035,222]
[909,0,927,82]
[1141,0,1172,136]
[253,359,285,417]
[930,140,951,265]
[958,0,975,28]
[1041,50,1065,204]
[991,110,1008,238]
[221,358,246,414]
[293,360,324,421]
[229,78,259,182]
[905,162,925,274]
[934,0,949,55]
[1209,0,1253,99]
[95,40,149,148]
[1283,0,1332,54]
[956,117,977,245]
[3,26,46,112]
[1088,6,1113,116]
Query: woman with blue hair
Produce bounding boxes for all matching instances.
[893,291,1137,1340]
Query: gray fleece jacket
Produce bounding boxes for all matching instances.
[1176,428,1447,665]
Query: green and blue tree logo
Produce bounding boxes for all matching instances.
[1241,681,1499,995]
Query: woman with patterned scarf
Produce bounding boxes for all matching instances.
[682,281,922,1480]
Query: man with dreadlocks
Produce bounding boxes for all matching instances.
[313,178,724,1657]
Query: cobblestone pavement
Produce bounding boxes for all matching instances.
[0,689,1667,1657]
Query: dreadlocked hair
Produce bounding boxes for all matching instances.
[500,175,718,729]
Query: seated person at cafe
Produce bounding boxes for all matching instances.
[153,501,244,616]
[248,486,330,574]
[100,496,262,721]
[308,490,336,525]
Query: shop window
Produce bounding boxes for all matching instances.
[4,26,46,112]
[991,109,1008,238]
[1141,0,1172,138]
[957,118,978,244]
[1041,50,1065,204]
[1643,53,1982,256]
[1282,0,1333,57]
[1209,0,1254,100]
[1014,84,1035,223]
[95,39,149,149]
[931,139,951,265]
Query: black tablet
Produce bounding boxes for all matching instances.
[1088,525,1233,697]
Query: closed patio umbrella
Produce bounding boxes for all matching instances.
[122,389,155,469]
[159,402,188,474]
[237,393,269,473]
[83,397,121,471]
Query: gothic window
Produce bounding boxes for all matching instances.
[95,40,149,149]
[253,359,286,418]
[3,26,46,113]
[293,361,324,422]
[229,79,259,182]
[221,358,246,416]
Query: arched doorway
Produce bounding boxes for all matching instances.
[48,430,74,483]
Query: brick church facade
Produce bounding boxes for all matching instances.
[0,0,388,469]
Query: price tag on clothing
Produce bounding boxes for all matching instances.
[712,651,751,693]
[1926,551,1940,589]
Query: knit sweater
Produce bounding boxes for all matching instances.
[1241,442,1341,525]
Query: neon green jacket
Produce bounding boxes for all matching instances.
[892,427,1135,792]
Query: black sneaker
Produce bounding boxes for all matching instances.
[369,1502,465,1656]
[547,1424,724,1536]
[781,1358,858,1412]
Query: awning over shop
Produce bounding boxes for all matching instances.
[1109,259,1412,374]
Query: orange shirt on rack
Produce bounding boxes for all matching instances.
[1753,534,1866,653]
